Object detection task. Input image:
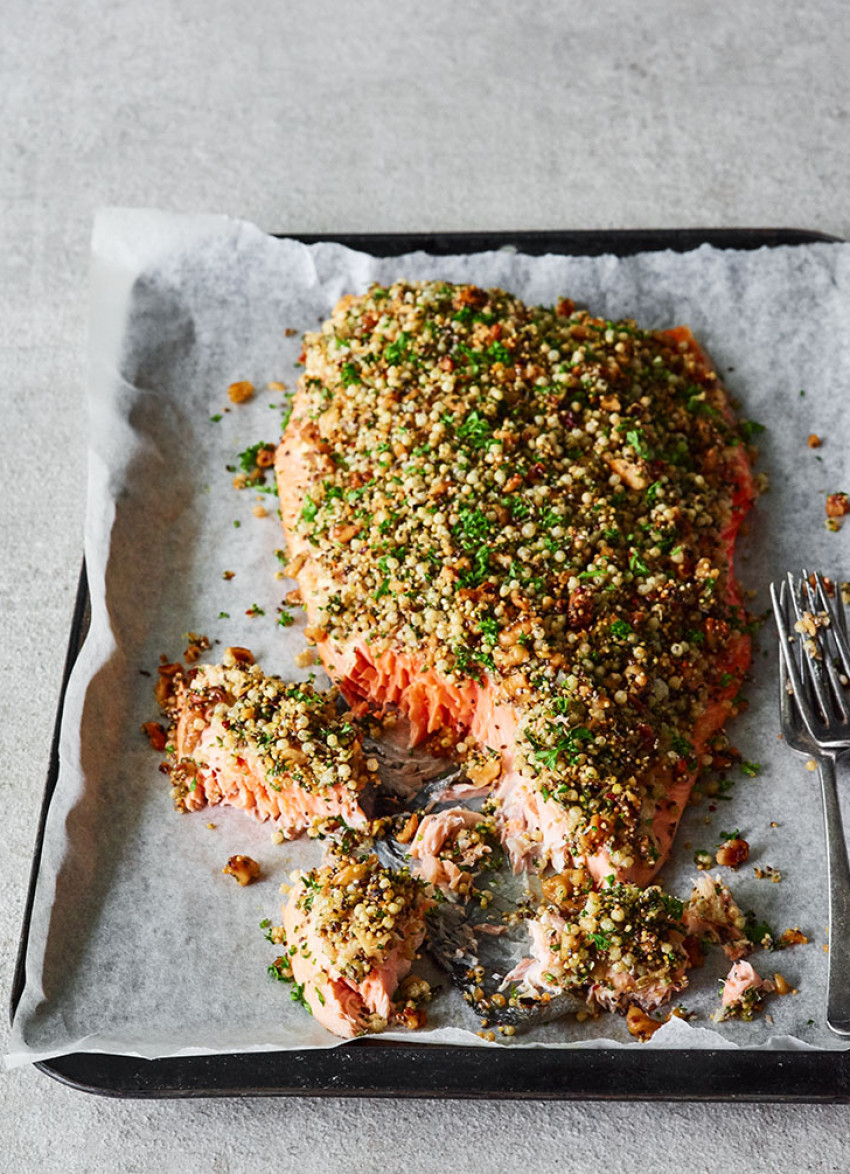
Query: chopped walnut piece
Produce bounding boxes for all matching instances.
[396,1006,428,1030]
[603,453,647,491]
[330,522,360,543]
[465,752,502,789]
[780,927,809,947]
[255,445,277,468]
[222,645,254,667]
[716,836,749,869]
[223,855,260,885]
[154,662,183,708]
[626,1004,668,1041]
[395,813,420,844]
[141,721,167,751]
[227,380,255,404]
[184,632,211,663]
[541,867,591,908]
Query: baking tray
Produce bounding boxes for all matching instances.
[13,227,850,1101]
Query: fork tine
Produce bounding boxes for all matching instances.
[794,572,832,723]
[814,572,850,680]
[810,573,850,723]
[771,579,822,743]
[777,632,799,738]
[823,658,849,724]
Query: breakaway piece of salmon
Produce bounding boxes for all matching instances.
[714,960,774,1022]
[504,872,752,1016]
[281,854,432,1037]
[275,281,756,887]
[406,807,498,898]
[159,651,372,838]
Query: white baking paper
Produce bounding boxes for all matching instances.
[8,209,850,1066]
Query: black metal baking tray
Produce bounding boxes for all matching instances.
[13,227,850,1101]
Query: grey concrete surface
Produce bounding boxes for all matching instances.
[2,1,849,1170]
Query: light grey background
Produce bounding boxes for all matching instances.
[2,1,849,1171]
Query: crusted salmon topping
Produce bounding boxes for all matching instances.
[278,280,756,877]
[291,854,431,984]
[512,879,690,997]
[168,662,370,801]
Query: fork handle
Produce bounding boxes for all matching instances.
[818,753,850,1036]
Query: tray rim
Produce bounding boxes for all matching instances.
[13,225,850,1101]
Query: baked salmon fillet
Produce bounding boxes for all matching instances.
[159,650,373,838]
[275,281,755,886]
[281,854,432,1037]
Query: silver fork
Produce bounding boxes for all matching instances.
[771,571,850,1036]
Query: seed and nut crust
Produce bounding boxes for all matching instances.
[292,854,431,984]
[162,660,374,807]
[289,281,754,871]
[528,880,689,994]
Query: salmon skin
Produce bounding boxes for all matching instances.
[160,652,373,839]
[281,854,432,1037]
[275,281,756,887]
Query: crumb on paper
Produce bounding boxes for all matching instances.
[222,570,235,580]
[228,380,255,404]
[223,855,260,886]
[807,433,822,448]
[141,721,167,751]
[754,864,782,883]
[826,493,849,530]
[184,631,211,663]
[773,972,792,995]
[268,381,287,391]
